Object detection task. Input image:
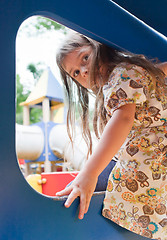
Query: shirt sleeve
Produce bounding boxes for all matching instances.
[103,64,149,117]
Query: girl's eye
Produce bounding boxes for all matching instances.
[83,55,89,62]
[73,70,80,77]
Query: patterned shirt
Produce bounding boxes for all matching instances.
[102,63,167,240]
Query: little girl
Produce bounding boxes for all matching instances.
[56,32,167,240]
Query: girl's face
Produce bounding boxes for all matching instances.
[62,46,93,89]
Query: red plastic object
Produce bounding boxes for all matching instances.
[18,159,25,165]
[41,172,79,196]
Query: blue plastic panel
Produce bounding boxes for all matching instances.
[113,0,167,37]
[0,0,166,239]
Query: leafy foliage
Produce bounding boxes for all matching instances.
[27,62,44,83]
[16,73,43,125]
[19,16,67,37]
[16,74,30,124]
[35,17,66,34]
[30,108,42,124]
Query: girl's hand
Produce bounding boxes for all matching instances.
[56,170,98,219]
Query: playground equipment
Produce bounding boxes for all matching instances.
[16,124,44,161]
[1,0,166,239]
[16,66,66,174]
[16,65,97,195]
[16,123,97,172]
[16,66,94,175]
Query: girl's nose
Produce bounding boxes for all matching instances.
[81,66,88,78]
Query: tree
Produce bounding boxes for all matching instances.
[16,74,43,124]
[18,16,67,37]
[34,17,66,34]
[27,62,44,83]
[26,62,43,124]
[16,74,30,124]
[29,108,43,124]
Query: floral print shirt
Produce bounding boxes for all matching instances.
[102,63,167,240]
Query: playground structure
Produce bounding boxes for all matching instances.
[16,67,95,195]
[0,0,166,239]
[16,67,67,174]
[16,121,97,174]
[15,66,117,197]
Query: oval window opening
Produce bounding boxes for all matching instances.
[15,16,96,197]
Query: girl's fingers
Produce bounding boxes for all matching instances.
[56,185,93,219]
[84,193,92,214]
[64,189,80,208]
[56,186,72,197]
[78,193,86,219]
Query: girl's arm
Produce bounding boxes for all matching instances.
[56,103,136,219]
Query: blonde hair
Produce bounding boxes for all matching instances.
[56,32,166,157]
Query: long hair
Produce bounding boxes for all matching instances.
[56,32,166,158]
